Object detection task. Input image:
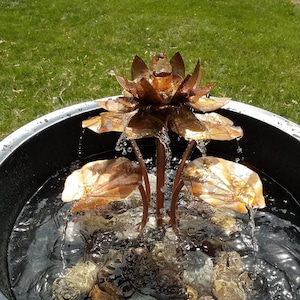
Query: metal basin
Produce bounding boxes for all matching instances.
[0,98,300,299]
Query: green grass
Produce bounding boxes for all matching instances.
[1,0,300,139]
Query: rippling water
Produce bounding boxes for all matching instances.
[7,165,300,299]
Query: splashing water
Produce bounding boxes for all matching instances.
[196,140,209,157]
[235,137,244,163]
[115,133,129,155]
[156,127,172,197]
[156,128,172,165]
[78,128,86,159]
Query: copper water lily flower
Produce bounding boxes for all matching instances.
[83,52,243,141]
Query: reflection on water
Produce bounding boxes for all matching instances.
[8,165,300,300]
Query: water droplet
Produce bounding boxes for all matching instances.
[78,128,86,159]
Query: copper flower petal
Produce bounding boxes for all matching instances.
[168,106,210,140]
[131,55,150,81]
[151,74,173,94]
[95,97,139,113]
[190,60,201,88]
[171,61,202,103]
[82,111,136,134]
[176,60,203,94]
[150,53,172,75]
[182,156,266,214]
[135,77,162,104]
[188,83,216,103]
[61,157,142,212]
[188,96,230,112]
[82,116,103,133]
[194,67,204,88]
[170,52,185,78]
[125,111,165,139]
[176,60,201,95]
[151,74,184,104]
[116,75,130,91]
[170,74,193,104]
[196,112,244,140]
[116,76,139,98]
[151,74,173,92]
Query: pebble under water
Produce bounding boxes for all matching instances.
[7,159,300,300]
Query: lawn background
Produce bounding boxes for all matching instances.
[1,0,300,140]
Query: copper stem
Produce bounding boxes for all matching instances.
[170,140,195,232]
[172,140,196,194]
[138,185,149,231]
[170,180,184,233]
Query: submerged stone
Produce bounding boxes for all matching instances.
[182,250,213,295]
[52,261,98,300]
[212,251,251,300]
